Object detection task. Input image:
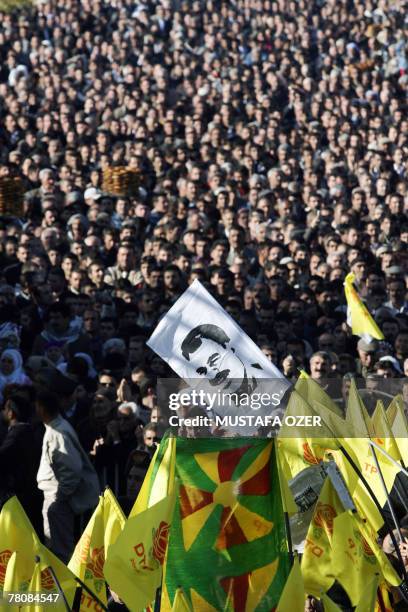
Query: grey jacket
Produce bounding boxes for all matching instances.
[37,415,99,513]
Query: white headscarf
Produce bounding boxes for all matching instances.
[0,349,30,399]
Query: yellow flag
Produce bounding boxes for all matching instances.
[355,575,380,612]
[3,551,31,596]
[278,389,338,480]
[387,395,408,466]
[171,587,192,612]
[68,487,125,611]
[331,512,380,605]
[327,446,383,532]
[356,517,400,587]
[276,557,304,612]
[104,436,176,612]
[104,492,176,612]
[301,478,344,597]
[346,379,373,436]
[276,445,298,515]
[0,497,77,610]
[2,551,31,611]
[372,401,402,462]
[321,594,342,611]
[344,272,384,340]
[23,559,43,612]
[296,370,343,417]
[344,384,398,511]
[130,436,176,515]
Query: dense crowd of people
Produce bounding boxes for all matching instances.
[0,0,407,599]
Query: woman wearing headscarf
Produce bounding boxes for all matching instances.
[0,349,31,402]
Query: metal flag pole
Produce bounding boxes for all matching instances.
[71,575,109,611]
[369,439,408,478]
[43,561,71,612]
[369,444,405,543]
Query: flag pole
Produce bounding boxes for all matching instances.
[71,575,109,611]
[369,444,405,542]
[154,586,162,612]
[43,561,71,612]
[368,439,408,514]
[369,439,408,478]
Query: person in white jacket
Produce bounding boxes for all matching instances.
[36,389,99,563]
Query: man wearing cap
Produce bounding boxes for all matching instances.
[84,187,103,205]
[355,338,379,378]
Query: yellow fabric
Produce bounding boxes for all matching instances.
[375,583,394,612]
[2,551,31,611]
[301,478,344,597]
[0,497,77,611]
[345,379,373,437]
[104,492,176,612]
[276,557,304,612]
[343,384,399,510]
[386,395,408,466]
[276,445,298,515]
[327,446,383,532]
[278,389,338,479]
[354,575,380,612]
[356,517,400,587]
[171,587,192,612]
[130,436,176,516]
[344,272,384,340]
[321,594,343,612]
[331,512,379,605]
[105,437,177,612]
[372,401,401,458]
[68,488,125,611]
[296,370,343,417]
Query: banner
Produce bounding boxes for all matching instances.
[148,280,290,435]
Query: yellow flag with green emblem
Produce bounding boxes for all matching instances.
[3,551,31,602]
[331,512,380,605]
[68,487,125,611]
[344,272,384,340]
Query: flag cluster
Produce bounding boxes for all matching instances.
[1,376,407,611]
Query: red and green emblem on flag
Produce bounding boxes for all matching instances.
[165,438,290,611]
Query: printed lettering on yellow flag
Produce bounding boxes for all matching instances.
[301,478,344,597]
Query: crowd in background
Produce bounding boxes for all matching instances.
[0,0,407,590]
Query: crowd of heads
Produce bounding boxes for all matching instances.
[0,0,407,499]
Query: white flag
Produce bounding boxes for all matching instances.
[148,280,290,432]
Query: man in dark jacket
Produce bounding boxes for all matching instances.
[0,391,43,536]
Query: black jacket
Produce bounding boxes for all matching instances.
[0,422,43,535]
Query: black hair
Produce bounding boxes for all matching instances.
[36,389,60,418]
[181,324,231,361]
